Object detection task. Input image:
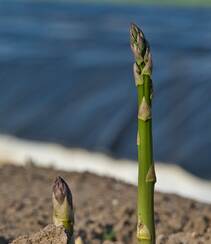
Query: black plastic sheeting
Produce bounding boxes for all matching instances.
[0,2,211,178]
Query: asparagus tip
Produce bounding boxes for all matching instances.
[130,23,145,60]
[130,22,143,39]
[52,176,74,233]
[53,176,73,208]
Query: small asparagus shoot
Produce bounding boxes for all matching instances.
[52,176,74,242]
[130,23,156,244]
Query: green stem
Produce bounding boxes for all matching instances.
[130,23,156,244]
[137,76,155,244]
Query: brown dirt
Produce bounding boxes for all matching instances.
[0,164,211,244]
[11,225,69,244]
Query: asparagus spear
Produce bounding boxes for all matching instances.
[130,23,156,244]
[52,176,75,243]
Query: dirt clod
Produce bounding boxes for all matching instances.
[11,224,68,244]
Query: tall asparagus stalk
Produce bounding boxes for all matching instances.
[130,23,156,244]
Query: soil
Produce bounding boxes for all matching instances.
[0,164,211,244]
[11,225,69,244]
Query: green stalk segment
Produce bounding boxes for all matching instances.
[130,23,156,244]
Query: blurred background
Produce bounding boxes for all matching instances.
[0,0,211,201]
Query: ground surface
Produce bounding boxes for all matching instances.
[0,164,211,243]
